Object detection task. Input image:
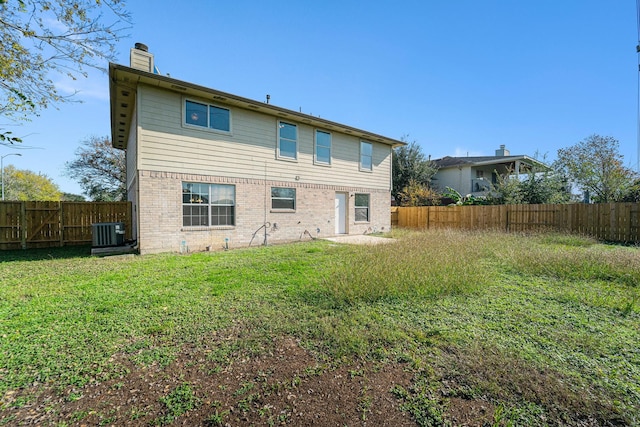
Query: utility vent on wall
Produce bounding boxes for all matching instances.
[92,222,126,247]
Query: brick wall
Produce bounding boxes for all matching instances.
[136,170,391,254]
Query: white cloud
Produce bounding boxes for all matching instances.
[54,73,109,101]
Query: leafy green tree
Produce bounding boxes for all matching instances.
[392,138,438,202]
[554,135,638,203]
[61,192,86,202]
[0,0,129,145]
[489,167,572,205]
[64,135,126,201]
[621,179,640,202]
[3,165,61,200]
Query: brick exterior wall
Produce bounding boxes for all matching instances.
[136,170,391,254]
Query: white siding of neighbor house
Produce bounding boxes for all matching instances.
[135,85,392,190]
[433,167,472,195]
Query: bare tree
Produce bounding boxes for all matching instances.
[65,135,126,201]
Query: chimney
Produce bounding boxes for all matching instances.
[495,144,510,157]
[130,42,154,73]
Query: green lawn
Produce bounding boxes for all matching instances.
[0,230,638,425]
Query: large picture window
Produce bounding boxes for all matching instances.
[278,121,297,160]
[354,193,370,222]
[185,100,231,132]
[360,141,372,171]
[271,187,296,210]
[182,182,235,227]
[315,130,331,165]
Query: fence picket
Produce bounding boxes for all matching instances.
[392,203,640,243]
[0,201,132,250]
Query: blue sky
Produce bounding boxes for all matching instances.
[2,1,638,196]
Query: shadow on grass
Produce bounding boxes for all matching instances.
[0,245,93,262]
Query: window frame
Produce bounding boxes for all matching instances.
[277,121,298,161]
[183,98,232,134]
[182,182,236,228]
[354,193,370,223]
[359,141,373,172]
[270,187,296,211]
[314,129,332,166]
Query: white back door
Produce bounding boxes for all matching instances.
[335,193,346,234]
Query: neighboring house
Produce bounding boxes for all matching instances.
[431,145,550,197]
[109,44,405,254]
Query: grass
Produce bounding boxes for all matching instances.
[0,229,639,425]
[156,383,200,425]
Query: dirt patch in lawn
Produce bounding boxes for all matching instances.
[0,336,501,426]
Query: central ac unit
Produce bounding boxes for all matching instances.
[92,222,126,247]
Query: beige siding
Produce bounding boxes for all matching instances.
[125,104,138,189]
[126,104,139,241]
[136,85,392,190]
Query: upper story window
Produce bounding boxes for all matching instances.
[185,100,231,132]
[271,187,296,210]
[182,182,235,227]
[278,121,297,160]
[314,130,331,165]
[360,141,373,171]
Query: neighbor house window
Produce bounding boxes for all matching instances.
[360,141,372,171]
[271,187,296,210]
[315,130,331,165]
[185,100,231,132]
[182,182,235,227]
[278,121,297,160]
[355,193,370,222]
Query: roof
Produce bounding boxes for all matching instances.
[109,63,406,150]
[433,155,550,170]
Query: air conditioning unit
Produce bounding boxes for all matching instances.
[92,222,126,247]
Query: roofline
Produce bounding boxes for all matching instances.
[435,155,551,170]
[109,63,407,150]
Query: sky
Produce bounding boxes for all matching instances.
[2,1,638,196]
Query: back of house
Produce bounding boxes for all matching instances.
[109,44,404,254]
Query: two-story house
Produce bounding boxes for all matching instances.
[431,145,550,197]
[109,44,404,254]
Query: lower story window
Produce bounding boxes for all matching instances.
[182,182,235,226]
[271,187,296,210]
[355,193,370,222]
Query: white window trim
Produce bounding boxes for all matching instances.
[270,187,296,212]
[182,97,232,135]
[354,193,370,223]
[182,182,236,228]
[314,129,332,166]
[359,141,373,172]
[277,121,298,161]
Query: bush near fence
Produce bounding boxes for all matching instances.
[391,203,640,243]
[0,201,132,250]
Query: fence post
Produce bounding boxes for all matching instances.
[505,206,510,232]
[20,202,26,249]
[59,202,64,247]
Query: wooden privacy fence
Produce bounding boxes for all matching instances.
[391,203,640,243]
[0,201,132,250]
